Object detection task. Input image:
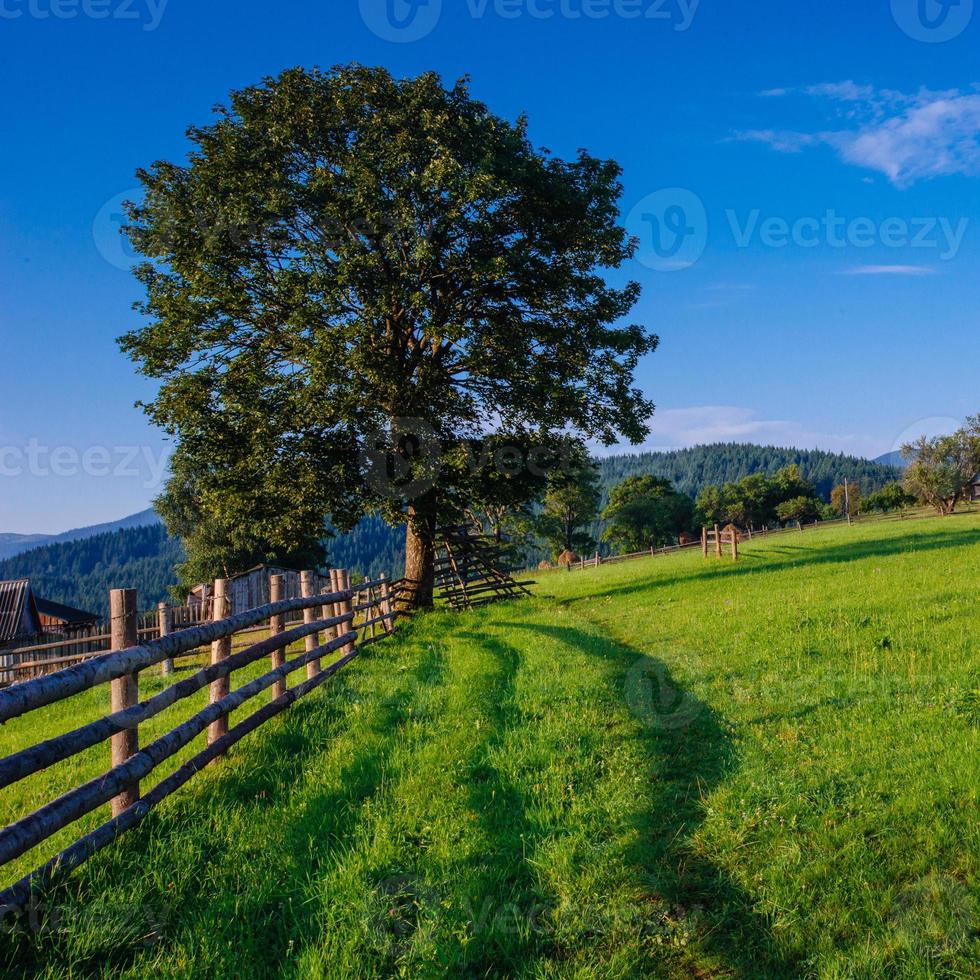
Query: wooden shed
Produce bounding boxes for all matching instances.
[188,566,329,616]
[34,597,100,634]
[0,580,42,644]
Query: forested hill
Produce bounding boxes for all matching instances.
[0,525,183,617]
[0,443,901,615]
[597,444,899,502]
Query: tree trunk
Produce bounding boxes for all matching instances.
[404,499,437,610]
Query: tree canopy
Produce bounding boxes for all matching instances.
[601,475,694,552]
[120,65,657,605]
[902,417,980,515]
[537,454,602,559]
[695,464,819,530]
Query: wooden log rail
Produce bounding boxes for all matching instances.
[0,571,403,916]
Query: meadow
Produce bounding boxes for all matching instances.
[1,514,978,978]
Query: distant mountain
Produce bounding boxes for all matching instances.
[0,523,181,617]
[0,508,160,562]
[874,451,909,470]
[0,532,52,560]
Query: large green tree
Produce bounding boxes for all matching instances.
[902,417,980,516]
[120,66,657,607]
[601,475,694,552]
[537,454,602,559]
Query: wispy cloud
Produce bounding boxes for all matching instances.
[839,265,937,276]
[736,83,980,187]
[599,405,878,458]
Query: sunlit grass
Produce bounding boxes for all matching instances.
[2,514,978,977]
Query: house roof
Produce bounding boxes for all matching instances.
[34,596,99,625]
[0,579,40,642]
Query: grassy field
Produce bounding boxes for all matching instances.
[2,514,978,978]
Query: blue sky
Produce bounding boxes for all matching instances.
[1,0,978,533]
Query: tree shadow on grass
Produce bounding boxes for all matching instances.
[575,527,980,607]
[501,621,803,978]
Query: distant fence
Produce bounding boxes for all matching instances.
[0,574,349,686]
[0,569,410,914]
[558,505,978,575]
[0,605,211,686]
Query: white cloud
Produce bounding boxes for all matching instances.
[737,83,980,186]
[600,405,879,458]
[839,264,937,276]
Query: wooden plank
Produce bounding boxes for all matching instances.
[109,589,139,819]
[0,612,349,793]
[159,603,174,677]
[0,582,382,725]
[0,630,356,874]
[0,636,362,914]
[207,580,231,758]
[269,575,286,701]
[302,571,320,680]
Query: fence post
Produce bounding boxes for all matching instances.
[269,574,286,701]
[340,570,356,655]
[714,524,722,559]
[158,602,174,677]
[109,588,139,817]
[302,571,320,680]
[594,551,600,568]
[207,579,231,760]
[731,529,739,561]
[702,527,708,558]
[379,573,393,634]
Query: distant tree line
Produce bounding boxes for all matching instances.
[0,442,921,611]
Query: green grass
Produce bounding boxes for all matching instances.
[2,515,978,977]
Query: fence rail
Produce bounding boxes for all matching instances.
[0,569,407,915]
[557,505,979,575]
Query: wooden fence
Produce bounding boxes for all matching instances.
[702,524,739,561]
[0,569,408,915]
[558,505,979,576]
[0,604,212,686]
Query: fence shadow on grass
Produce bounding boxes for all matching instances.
[500,621,803,978]
[4,640,448,979]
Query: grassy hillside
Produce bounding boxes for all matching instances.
[3,513,977,977]
[1,444,902,615]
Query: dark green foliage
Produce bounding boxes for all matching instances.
[694,464,820,530]
[536,454,602,558]
[119,65,656,602]
[862,483,917,514]
[598,444,900,502]
[775,496,821,526]
[602,476,694,552]
[0,526,183,617]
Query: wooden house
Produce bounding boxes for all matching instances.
[0,579,42,644]
[0,580,98,645]
[187,566,330,616]
[34,597,100,634]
